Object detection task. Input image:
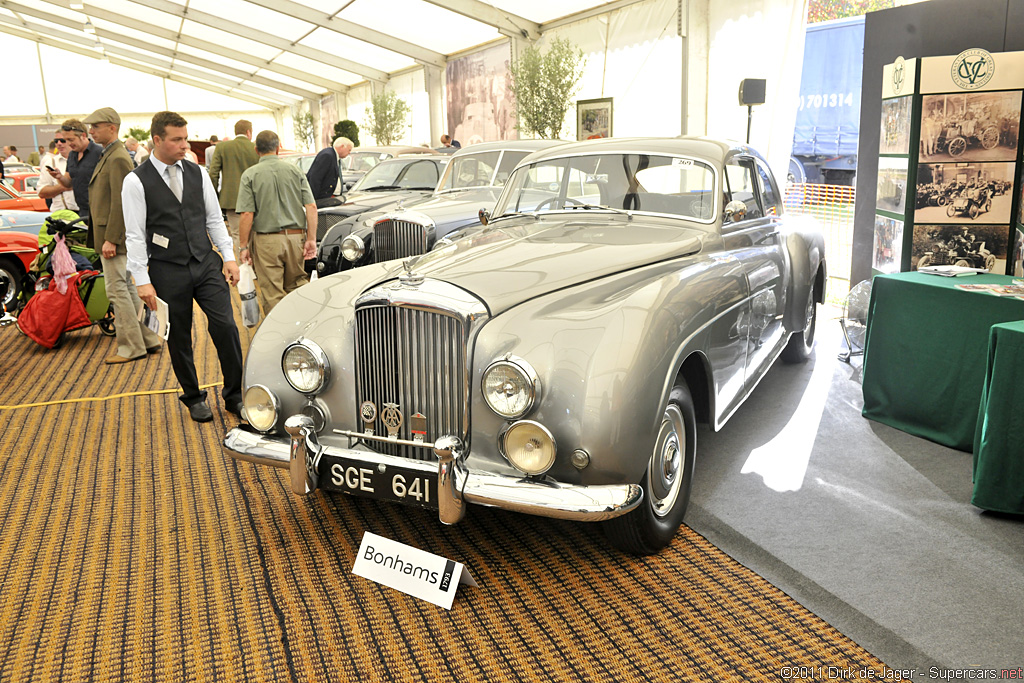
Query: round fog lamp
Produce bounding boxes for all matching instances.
[482,358,539,419]
[502,420,557,475]
[341,234,364,262]
[282,341,329,394]
[244,385,279,432]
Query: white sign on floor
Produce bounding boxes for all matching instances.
[352,531,478,610]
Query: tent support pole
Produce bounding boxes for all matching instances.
[37,43,52,124]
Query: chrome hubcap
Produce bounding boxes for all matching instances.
[648,403,685,517]
[802,289,816,346]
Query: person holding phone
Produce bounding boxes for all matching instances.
[37,136,78,212]
[44,118,100,220]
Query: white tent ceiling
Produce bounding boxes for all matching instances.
[0,0,636,115]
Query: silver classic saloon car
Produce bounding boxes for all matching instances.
[224,137,826,555]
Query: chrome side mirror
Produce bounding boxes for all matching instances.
[478,208,490,226]
[724,200,748,223]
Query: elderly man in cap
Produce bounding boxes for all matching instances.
[83,106,162,363]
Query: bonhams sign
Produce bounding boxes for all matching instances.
[352,532,478,610]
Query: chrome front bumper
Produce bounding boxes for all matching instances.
[223,415,643,524]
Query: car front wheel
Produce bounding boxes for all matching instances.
[603,382,696,555]
[0,257,24,311]
[782,284,817,363]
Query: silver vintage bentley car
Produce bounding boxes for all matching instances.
[224,137,826,555]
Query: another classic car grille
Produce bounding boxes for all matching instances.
[354,305,467,461]
[373,219,428,263]
[317,213,345,242]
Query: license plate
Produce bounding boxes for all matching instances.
[319,455,438,510]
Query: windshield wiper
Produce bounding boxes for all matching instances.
[562,202,632,216]
[363,184,403,190]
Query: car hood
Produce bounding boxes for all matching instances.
[397,188,502,226]
[321,189,432,218]
[373,216,707,315]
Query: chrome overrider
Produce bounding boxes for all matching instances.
[223,415,644,524]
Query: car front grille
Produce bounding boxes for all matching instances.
[354,304,467,461]
[373,219,428,263]
[317,213,346,242]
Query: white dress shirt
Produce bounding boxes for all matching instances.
[122,154,235,286]
[36,152,78,211]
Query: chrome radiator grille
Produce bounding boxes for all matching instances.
[354,305,467,461]
[373,219,428,263]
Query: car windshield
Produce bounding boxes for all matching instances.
[437,150,530,192]
[349,158,446,191]
[493,153,717,222]
[344,151,389,173]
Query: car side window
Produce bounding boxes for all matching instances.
[401,160,440,187]
[755,160,781,217]
[724,158,763,220]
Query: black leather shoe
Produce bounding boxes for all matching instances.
[188,401,214,423]
[225,400,244,417]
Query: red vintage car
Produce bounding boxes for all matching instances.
[3,171,42,196]
[0,182,47,211]
[0,230,40,310]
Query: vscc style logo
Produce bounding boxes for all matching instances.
[892,56,905,94]
[951,48,994,90]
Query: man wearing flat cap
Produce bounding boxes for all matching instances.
[83,106,162,364]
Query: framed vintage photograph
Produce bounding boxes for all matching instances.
[873,215,904,273]
[577,98,613,140]
[919,91,1021,163]
[880,96,913,155]
[911,223,1009,272]
[914,161,1015,224]
[876,157,909,215]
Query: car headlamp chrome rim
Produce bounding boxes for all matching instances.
[282,340,330,394]
[481,356,540,419]
[341,234,364,262]
[243,384,280,432]
[501,420,557,475]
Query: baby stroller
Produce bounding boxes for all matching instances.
[16,212,115,348]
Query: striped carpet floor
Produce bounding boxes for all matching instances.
[0,308,889,682]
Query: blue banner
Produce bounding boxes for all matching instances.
[792,16,864,157]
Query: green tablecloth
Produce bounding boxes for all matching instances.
[972,320,1024,514]
[861,272,1024,452]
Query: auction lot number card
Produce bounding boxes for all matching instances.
[352,532,478,610]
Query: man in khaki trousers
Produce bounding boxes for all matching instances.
[82,107,162,363]
[208,119,258,263]
[236,130,316,315]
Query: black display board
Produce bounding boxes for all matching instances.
[871,49,1024,276]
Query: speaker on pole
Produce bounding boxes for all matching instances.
[738,78,766,106]
[738,78,766,143]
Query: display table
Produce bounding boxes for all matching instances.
[972,320,1024,514]
[861,272,1024,452]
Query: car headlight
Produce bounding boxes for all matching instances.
[481,357,540,419]
[244,385,279,432]
[502,420,557,475]
[342,234,364,261]
[282,340,330,394]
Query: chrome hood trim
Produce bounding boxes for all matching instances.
[404,218,705,315]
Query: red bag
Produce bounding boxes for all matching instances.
[17,271,93,349]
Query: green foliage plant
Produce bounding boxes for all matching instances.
[807,0,894,23]
[334,120,360,147]
[125,126,150,142]
[509,37,585,139]
[293,111,315,152]
[365,91,410,145]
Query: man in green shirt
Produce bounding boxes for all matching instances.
[236,130,316,314]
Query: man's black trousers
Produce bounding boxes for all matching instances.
[148,251,243,408]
